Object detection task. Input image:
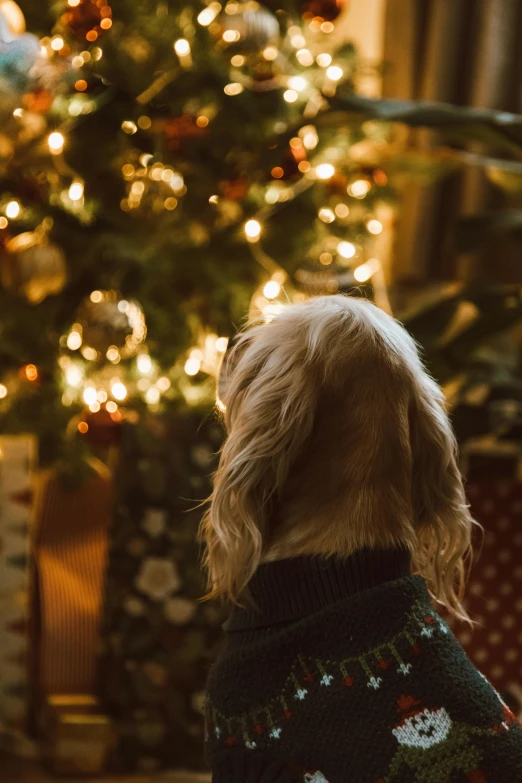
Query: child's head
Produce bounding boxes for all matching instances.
[201,295,474,619]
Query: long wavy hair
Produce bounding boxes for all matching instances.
[200,295,475,620]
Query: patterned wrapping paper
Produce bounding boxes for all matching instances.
[0,435,36,733]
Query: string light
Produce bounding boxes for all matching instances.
[157,376,171,391]
[13,108,23,118]
[5,201,20,219]
[196,115,209,128]
[354,258,380,282]
[78,421,89,434]
[302,128,318,149]
[316,163,335,180]
[320,252,333,265]
[106,401,118,413]
[25,365,38,381]
[82,347,98,361]
[222,29,240,42]
[288,76,307,91]
[67,331,82,350]
[283,89,298,103]
[230,54,244,66]
[174,38,191,56]
[68,180,84,201]
[90,290,103,303]
[318,207,335,223]
[321,21,335,33]
[97,390,108,403]
[0,384,7,399]
[51,36,64,51]
[111,382,127,401]
[106,346,120,362]
[263,280,281,299]
[145,387,160,404]
[198,2,221,25]
[75,79,88,91]
[83,387,97,405]
[216,337,228,353]
[68,0,81,6]
[348,179,371,198]
[138,115,152,129]
[137,354,152,374]
[367,219,383,235]
[263,46,278,61]
[337,241,356,259]
[0,217,7,229]
[316,53,332,67]
[66,365,82,387]
[184,357,201,376]
[296,49,314,66]
[121,120,138,135]
[244,219,261,241]
[326,65,343,81]
[335,203,350,218]
[224,82,243,96]
[48,132,64,154]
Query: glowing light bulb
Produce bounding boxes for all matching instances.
[288,76,307,91]
[137,354,152,374]
[174,38,191,56]
[68,180,84,201]
[354,259,379,282]
[337,241,356,259]
[296,49,314,66]
[326,65,343,81]
[5,201,20,219]
[111,382,127,401]
[198,2,221,26]
[83,387,97,405]
[67,331,82,350]
[106,401,118,413]
[244,219,261,242]
[335,203,349,218]
[97,389,108,403]
[121,120,138,135]
[348,179,371,198]
[318,208,335,223]
[184,357,201,376]
[145,387,160,404]
[230,54,244,66]
[216,337,229,353]
[51,37,64,51]
[48,131,64,154]
[302,131,318,150]
[263,46,278,60]
[283,89,298,103]
[157,376,171,391]
[90,290,103,303]
[367,219,383,235]
[316,53,332,67]
[263,280,281,299]
[0,384,7,399]
[222,29,240,42]
[224,82,243,96]
[316,163,335,180]
[106,346,120,362]
[66,365,82,387]
[25,364,38,381]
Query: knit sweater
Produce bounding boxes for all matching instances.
[205,549,522,783]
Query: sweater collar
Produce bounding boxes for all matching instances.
[224,548,412,633]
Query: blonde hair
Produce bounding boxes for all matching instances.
[200,295,475,620]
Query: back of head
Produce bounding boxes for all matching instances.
[201,295,473,619]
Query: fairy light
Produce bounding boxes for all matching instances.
[82,347,97,361]
[216,337,228,353]
[106,346,120,362]
[283,89,298,103]
[106,401,118,413]
[302,129,318,150]
[97,390,108,403]
[157,376,171,391]
[263,280,281,299]
[25,365,38,382]
[244,219,261,242]
[320,252,333,265]
[367,219,383,235]
[67,331,82,350]
[316,53,332,67]
[0,385,7,399]
[326,65,343,81]
[121,120,138,135]
[354,258,380,282]
[348,179,371,198]
[145,387,160,404]
[69,0,81,5]
[137,354,152,374]
[318,207,335,223]
[198,2,221,25]
[111,382,127,401]
[290,33,306,48]
[230,55,244,67]
[137,378,150,391]
[75,79,88,91]
[5,201,20,219]
[298,161,311,173]
[78,421,88,433]
[338,241,356,259]
[321,21,335,33]
[316,163,335,180]
[288,76,307,91]
[66,365,82,387]
[263,46,278,60]
[335,203,350,218]
[51,36,64,51]
[224,82,243,96]
[296,49,314,66]
[222,29,240,42]
[174,38,191,55]
[0,217,7,229]
[184,357,201,376]
[138,116,152,130]
[83,387,97,405]
[164,197,177,210]
[68,180,84,201]
[48,132,64,154]
[196,115,209,128]
[92,47,103,61]
[90,290,103,303]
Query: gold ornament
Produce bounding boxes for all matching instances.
[75,291,146,357]
[0,231,67,303]
[218,3,280,54]
[0,0,25,38]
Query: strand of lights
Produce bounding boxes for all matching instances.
[348,179,371,198]
[367,218,383,235]
[68,180,84,201]
[5,200,20,219]
[354,258,380,283]
[174,38,192,67]
[315,163,335,180]
[337,241,356,259]
[48,131,64,154]
[244,219,261,242]
[197,2,221,26]
[0,384,7,399]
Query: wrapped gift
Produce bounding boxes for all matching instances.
[0,435,36,735]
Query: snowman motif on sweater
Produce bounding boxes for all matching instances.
[380,695,487,783]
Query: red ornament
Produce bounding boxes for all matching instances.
[301,0,346,22]
[377,658,390,670]
[342,675,354,687]
[61,0,112,42]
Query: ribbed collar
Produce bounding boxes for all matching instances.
[224,548,412,633]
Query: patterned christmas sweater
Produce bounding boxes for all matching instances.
[205,549,522,783]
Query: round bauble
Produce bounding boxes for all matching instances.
[75,291,146,357]
[0,0,25,38]
[0,231,67,303]
[218,2,280,55]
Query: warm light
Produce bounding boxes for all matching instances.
[319,252,333,265]
[283,89,298,103]
[244,219,261,241]
[263,280,281,299]
[348,179,371,198]
[157,376,171,391]
[106,401,118,413]
[290,34,306,48]
[122,163,135,178]
[302,132,318,150]
[164,197,178,210]
[145,387,160,404]
[75,79,88,91]
[367,219,383,235]
[216,337,228,353]
[326,65,343,82]
[13,108,23,118]
[69,0,81,5]
[318,207,335,223]
[86,30,98,41]
[224,82,244,96]
[216,397,226,413]
[25,364,38,382]
[174,38,191,56]
[121,120,138,135]
[263,303,284,322]
[5,201,20,219]
[263,46,278,61]
[106,346,120,362]
[271,166,284,179]
[138,115,152,130]
[338,241,356,259]
[48,131,64,153]
[316,163,335,180]
[78,421,89,434]
[111,382,127,401]
[198,3,221,25]
[68,181,84,201]
[0,217,7,229]
[137,354,152,374]
[316,53,332,67]
[288,76,307,91]
[139,153,152,167]
[97,389,108,402]
[92,47,103,61]
[196,115,209,128]
[51,36,64,51]
[223,29,240,42]
[354,258,380,282]
[298,161,311,173]
[83,387,97,405]
[66,365,82,387]
[100,18,112,29]
[230,54,244,66]
[90,290,103,303]
[0,384,7,399]
[67,331,82,350]
[82,347,97,361]
[335,203,349,218]
[296,49,314,66]
[184,357,201,376]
